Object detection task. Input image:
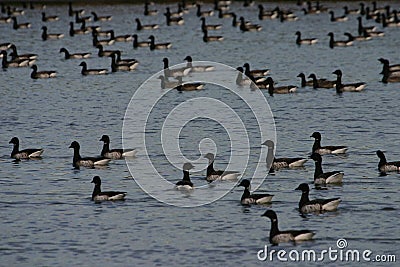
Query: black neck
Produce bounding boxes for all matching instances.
[313,160,323,179]
[241,187,250,201]
[92,184,101,200]
[378,155,387,168]
[299,191,310,209]
[183,170,191,181]
[335,75,343,93]
[11,143,19,155]
[207,161,215,176]
[101,142,110,156]
[269,218,280,243]
[312,139,321,152]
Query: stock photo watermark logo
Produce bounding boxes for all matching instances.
[257,238,397,263]
[122,61,276,207]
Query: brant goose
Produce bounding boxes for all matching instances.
[311,131,347,154]
[328,32,353,49]
[144,2,158,16]
[69,141,110,169]
[332,69,366,93]
[158,75,181,89]
[295,183,341,213]
[176,163,194,190]
[1,50,33,68]
[378,58,400,76]
[243,62,269,78]
[69,22,90,36]
[376,150,400,173]
[99,135,137,159]
[164,8,184,26]
[265,77,297,96]
[202,29,224,42]
[204,152,240,182]
[239,16,262,32]
[41,26,64,40]
[343,6,360,15]
[12,16,31,30]
[91,12,112,22]
[175,76,205,91]
[163,57,191,78]
[295,31,318,45]
[9,137,43,159]
[235,67,252,86]
[343,31,372,42]
[30,64,57,79]
[200,17,222,31]
[218,8,235,19]
[196,4,214,17]
[110,54,137,72]
[68,2,85,17]
[41,12,59,22]
[75,11,91,24]
[113,50,138,65]
[59,47,91,59]
[135,18,159,31]
[329,11,348,22]
[79,61,108,75]
[307,73,336,89]
[9,44,37,60]
[297,73,314,87]
[91,176,126,202]
[262,210,315,245]
[357,17,377,35]
[108,30,133,42]
[262,140,307,170]
[258,5,278,20]
[310,153,344,185]
[238,179,273,205]
[183,56,215,72]
[133,34,150,48]
[92,34,115,46]
[96,45,118,57]
[149,35,172,50]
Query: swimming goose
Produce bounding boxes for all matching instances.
[262,210,315,245]
[214,0,231,11]
[236,67,252,86]
[295,31,318,45]
[200,17,222,31]
[278,10,298,22]
[80,21,101,33]
[297,73,314,87]
[238,179,273,205]
[135,18,159,31]
[144,2,158,16]
[132,34,150,48]
[295,183,341,213]
[69,22,90,36]
[12,16,31,30]
[30,64,57,79]
[99,135,137,159]
[110,53,138,72]
[378,58,400,76]
[376,150,400,173]
[372,1,386,14]
[91,176,126,202]
[266,77,297,96]
[9,137,44,159]
[96,45,118,57]
[307,73,336,89]
[9,44,37,60]
[79,61,108,75]
[332,69,366,93]
[262,140,307,170]
[239,16,262,32]
[231,13,248,27]
[176,163,195,190]
[41,12,59,22]
[158,75,181,89]
[382,73,400,83]
[311,132,347,155]
[343,6,360,15]
[0,16,11,23]
[343,31,372,41]
[218,8,235,18]
[75,11,91,24]
[382,14,400,27]
[329,11,348,22]
[196,4,214,17]
[69,141,110,169]
[357,17,377,35]
[328,32,353,49]
[114,50,138,65]
[183,55,215,72]
[175,76,205,91]
[258,5,279,20]
[204,152,241,182]
[149,35,172,50]
[68,2,85,17]
[202,29,224,42]
[6,6,25,16]
[243,63,269,78]
[163,57,191,78]
[59,47,91,59]
[91,12,112,22]
[41,26,64,41]
[164,8,184,26]
[92,34,115,46]
[108,30,132,42]
[310,153,344,185]
[1,50,33,68]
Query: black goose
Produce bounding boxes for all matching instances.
[110,53,137,72]
[265,77,297,96]
[41,12,59,22]
[79,61,108,75]
[12,16,31,30]
[332,69,366,93]
[135,18,159,31]
[69,141,110,169]
[310,153,344,185]
[144,2,158,16]
[297,73,314,87]
[295,183,341,213]
[329,10,348,22]
[9,44,37,60]
[204,153,240,182]
[59,47,91,59]
[196,4,214,17]
[163,57,191,78]
[295,31,318,45]
[262,140,307,170]
[200,17,222,31]
[108,30,132,42]
[30,64,57,79]
[307,73,336,89]
[175,163,195,190]
[183,55,215,72]
[202,29,223,42]
[96,45,118,57]
[376,150,400,174]
[132,34,150,48]
[310,131,348,155]
[238,179,273,205]
[41,26,64,40]
[239,16,262,32]
[328,32,353,49]
[91,12,112,22]
[1,50,33,68]
[149,35,172,50]
[69,22,90,36]
[91,176,126,202]
[99,135,137,159]
[9,137,44,159]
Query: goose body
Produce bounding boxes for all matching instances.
[238,179,273,205]
[99,135,137,159]
[266,77,297,96]
[114,50,138,65]
[110,54,138,72]
[311,131,347,155]
[202,29,223,42]
[243,63,269,78]
[163,57,191,78]
[9,137,44,159]
[175,76,205,91]
[297,73,314,87]
[196,4,214,17]
[204,153,240,182]
[239,16,262,32]
[376,150,400,173]
[344,31,372,42]
[132,34,150,48]
[310,153,344,185]
[1,50,33,68]
[295,31,318,45]
[9,44,38,60]
[59,47,91,59]
[41,12,59,22]
[91,176,126,202]
[262,210,315,245]
[69,141,111,169]
[332,69,366,93]
[108,30,132,42]
[295,183,341,213]
[262,140,307,170]
[329,11,348,22]
[30,64,57,79]
[79,61,108,75]
[258,5,279,20]
[69,22,90,36]
[96,45,118,57]
[328,32,353,49]
[236,67,252,86]
[378,58,400,76]
[164,8,184,26]
[135,18,159,31]
[12,17,31,30]
[158,75,181,89]
[149,35,172,50]
[358,17,377,35]
[200,17,222,31]
[41,26,64,40]
[183,56,215,72]
[176,163,194,190]
[91,12,112,22]
[308,73,336,89]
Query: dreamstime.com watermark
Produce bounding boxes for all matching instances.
[257,239,397,263]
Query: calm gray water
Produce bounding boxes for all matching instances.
[1,1,399,266]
